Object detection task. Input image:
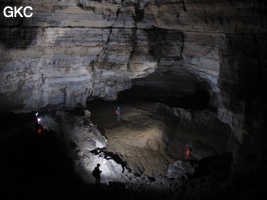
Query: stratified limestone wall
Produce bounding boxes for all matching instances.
[0,0,267,175]
[0,0,185,112]
[1,0,264,112]
[0,0,225,112]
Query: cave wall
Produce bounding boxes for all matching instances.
[1,0,265,111]
[218,33,267,174]
[0,0,243,112]
[0,0,267,175]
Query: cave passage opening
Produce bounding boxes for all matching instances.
[117,83,211,110]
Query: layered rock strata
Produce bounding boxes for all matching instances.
[0,0,267,177]
[2,0,265,112]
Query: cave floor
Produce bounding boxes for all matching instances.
[87,100,230,176]
[0,102,248,200]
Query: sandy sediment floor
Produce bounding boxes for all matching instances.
[87,100,230,176]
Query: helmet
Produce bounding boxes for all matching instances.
[118,107,120,109]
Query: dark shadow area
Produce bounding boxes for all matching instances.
[216,33,267,199]
[193,153,233,180]
[0,132,89,199]
[118,84,210,110]
[218,33,267,175]
[146,28,183,62]
[133,2,145,23]
[0,112,97,199]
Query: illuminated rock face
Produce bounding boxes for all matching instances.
[39,105,228,185]
[0,0,263,112]
[0,0,266,176]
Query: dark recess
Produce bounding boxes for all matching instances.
[146,28,183,62]
[133,2,144,23]
[118,85,210,110]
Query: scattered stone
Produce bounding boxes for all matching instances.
[166,160,198,180]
